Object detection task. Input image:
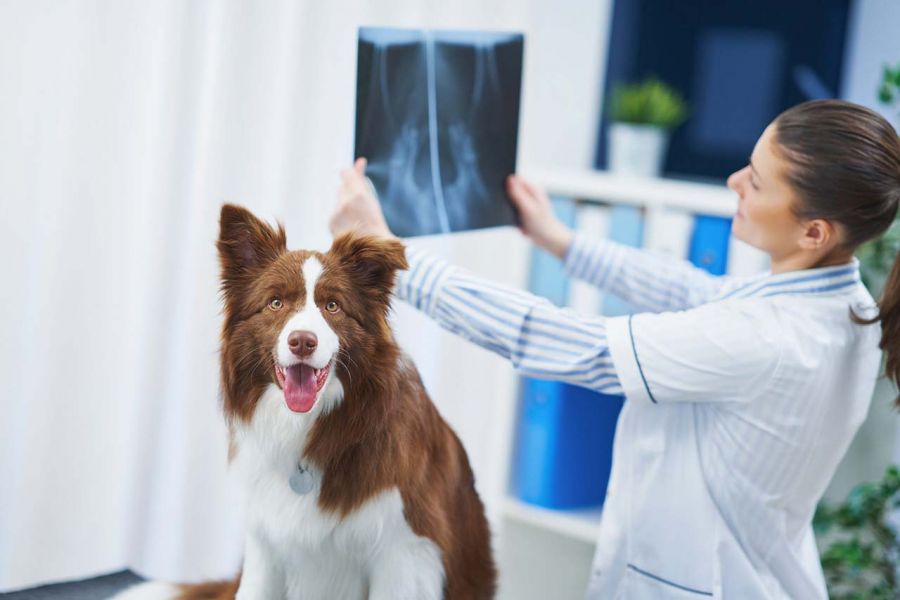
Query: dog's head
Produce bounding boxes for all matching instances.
[217,204,407,422]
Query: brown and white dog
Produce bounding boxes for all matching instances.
[114,204,496,599]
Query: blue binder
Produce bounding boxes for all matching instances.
[689,215,733,275]
[514,379,624,509]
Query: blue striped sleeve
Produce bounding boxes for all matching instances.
[562,233,730,312]
[395,246,624,395]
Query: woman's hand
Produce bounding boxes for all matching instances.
[330,158,395,239]
[506,174,573,259]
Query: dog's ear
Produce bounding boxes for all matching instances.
[217,204,287,296]
[328,233,408,300]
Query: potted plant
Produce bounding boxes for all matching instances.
[606,78,688,178]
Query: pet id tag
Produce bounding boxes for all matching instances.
[289,464,314,495]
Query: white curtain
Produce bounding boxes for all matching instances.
[0,0,608,591]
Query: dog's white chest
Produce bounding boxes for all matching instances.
[231,386,444,599]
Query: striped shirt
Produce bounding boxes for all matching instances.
[398,242,622,394]
[395,233,882,599]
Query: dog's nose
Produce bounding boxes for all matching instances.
[288,330,318,357]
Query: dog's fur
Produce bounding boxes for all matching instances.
[114,205,496,599]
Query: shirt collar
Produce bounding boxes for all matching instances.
[717,257,862,301]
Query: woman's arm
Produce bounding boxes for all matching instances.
[508,175,730,312]
[563,233,729,312]
[398,246,624,395]
[331,160,623,394]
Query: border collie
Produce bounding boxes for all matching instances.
[113,204,496,599]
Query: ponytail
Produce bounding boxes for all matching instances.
[853,223,900,405]
[875,247,900,405]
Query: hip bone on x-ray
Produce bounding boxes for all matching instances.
[355,28,524,238]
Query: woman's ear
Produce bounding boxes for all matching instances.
[217,204,287,298]
[798,218,841,252]
[327,233,408,300]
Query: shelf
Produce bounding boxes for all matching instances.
[501,496,602,545]
[526,166,737,218]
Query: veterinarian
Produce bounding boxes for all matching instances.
[329,99,900,599]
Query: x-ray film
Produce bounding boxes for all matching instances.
[355,28,524,237]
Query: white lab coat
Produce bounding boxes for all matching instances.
[574,239,882,599]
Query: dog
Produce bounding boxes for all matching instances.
[113,204,496,599]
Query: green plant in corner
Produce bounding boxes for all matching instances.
[814,466,900,600]
[608,78,688,130]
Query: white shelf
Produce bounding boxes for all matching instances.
[526,166,737,218]
[501,496,602,545]
[521,165,769,276]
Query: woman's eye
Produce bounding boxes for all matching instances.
[325,301,340,313]
[268,298,283,311]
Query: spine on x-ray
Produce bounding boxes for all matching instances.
[567,202,610,315]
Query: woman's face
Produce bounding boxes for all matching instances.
[727,123,808,261]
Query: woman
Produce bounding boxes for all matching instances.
[330,99,900,599]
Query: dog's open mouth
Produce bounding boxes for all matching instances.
[274,362,331,413]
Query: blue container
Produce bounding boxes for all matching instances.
[513,378,624,509]
[689,215,733,275]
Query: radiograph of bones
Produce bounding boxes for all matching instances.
[355,29,522,237]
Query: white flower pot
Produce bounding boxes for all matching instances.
[607,123,670,178]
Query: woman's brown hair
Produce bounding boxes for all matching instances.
[774,99,900,402]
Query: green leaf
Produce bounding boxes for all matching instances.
[818,465,900,598]
[882,63,900,85]
[608,78,688,129]
[857,218,900,296]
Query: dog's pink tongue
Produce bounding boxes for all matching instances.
[283,364,318,413]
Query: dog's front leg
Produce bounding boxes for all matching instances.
[368,538,445,600]
[235,532,284,600]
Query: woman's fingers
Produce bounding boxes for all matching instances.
[341,166,362,184]
[517,175,546,200]
[340,161,372,201]
[332,159,393,239]
[508,174,548,206]
[506,175,535,209]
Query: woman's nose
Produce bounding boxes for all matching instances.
[727,166,748,194]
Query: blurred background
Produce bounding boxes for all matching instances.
[1,1,898,598]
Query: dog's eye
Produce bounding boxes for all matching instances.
[325,301,340,313]
[268,297,283,311]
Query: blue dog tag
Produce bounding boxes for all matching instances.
[289,465,314,495]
